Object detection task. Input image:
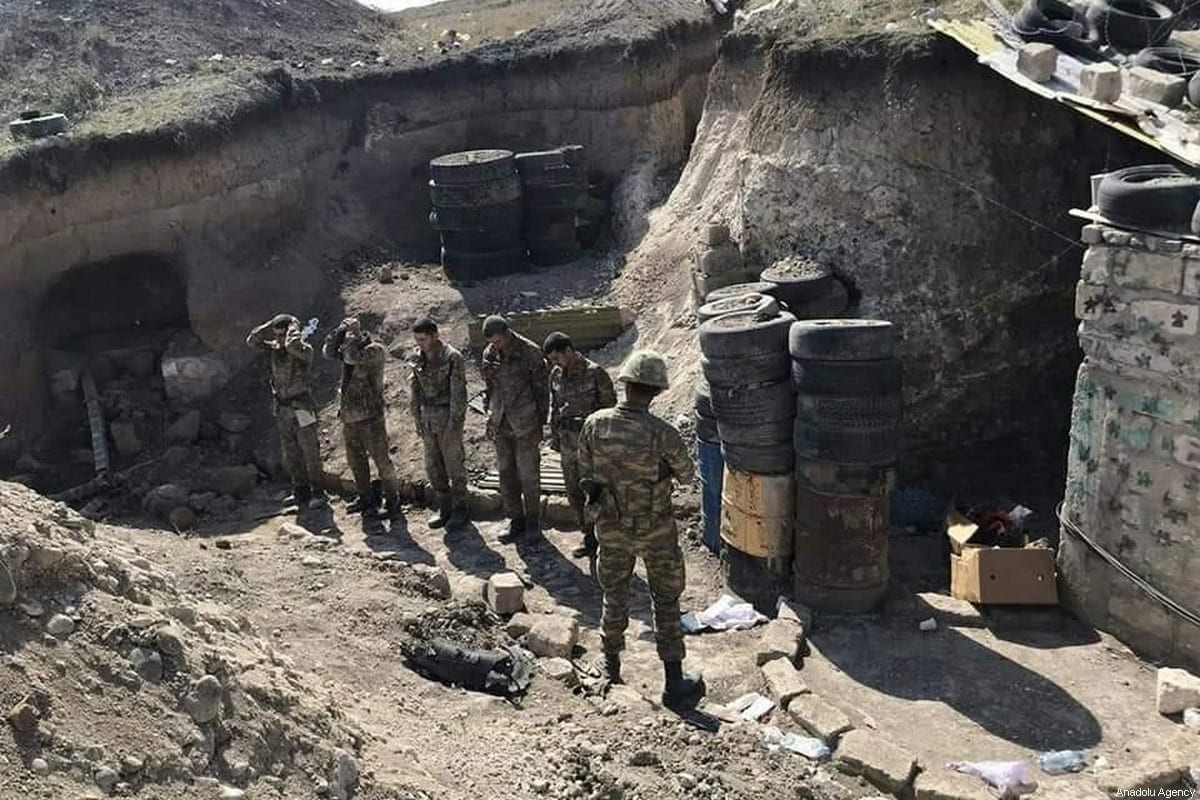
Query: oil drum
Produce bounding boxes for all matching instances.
[720,465,794,611]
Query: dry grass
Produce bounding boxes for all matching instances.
[394,0,569,46]
[743,0,989,39]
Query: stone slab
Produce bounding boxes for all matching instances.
[1158,667,1200,714]
[914,592,984,627]
[756,619,802,666]
[1081,63,1121,104]
[485,572,525,616]
[525,616,579,659]
[834,729,919,794]
[760,656,809,709]
[914,770,993,800]
[1126,65,1187,108]
[788,694,853,742]
[1017,43,1057,83]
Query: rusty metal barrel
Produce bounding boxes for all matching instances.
[789,320,900,613]
[720,465,795,611]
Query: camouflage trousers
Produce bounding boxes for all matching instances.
[422,426,468,506]
[558,432,588,532]
[596,515,686,662]
[343,417,397,499]
[494,428,541,524]
[275,402,324,491]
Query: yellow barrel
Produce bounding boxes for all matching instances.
[720,466,794,562]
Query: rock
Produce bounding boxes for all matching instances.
[217,412,252,434]
[677,772,698,790]
[379,264,395,283]
[129,647,163,683]
[145,484,191,517]
[412,564,451,599]
[206,465,258,498]
[1080,62,1121,104]
[31,757,49,776]
[189,492,216,512]
[835,730,919,794]
[0,560,14,606]
[46,614,74,638]
[504,612,537,639]
[915,769,995,800]
[467,489,504,517]
[7,701,39,732]
[169,507,197,531]
[164,411,202,444]
[914,593,984,627]
[1016,42,1057,83]
[119,756,143,775]
[1185,708,1200,729]
[756,619,801,666]
[525,616,580,659]
[328,749,360,800]
[109,421,143,457]
[156,626,185,657]
[218,787,245,799]
[761,657,809,709]
[183,675,223,724]
[486,572,525,616]
[776,597,812,630]
[19,600,44,617]
[453,575,486,602]
[1159,667,1200,715]
[95,765,119,792]
[629,750,661,767]
[277,522,310,540]
[301,556,323,568]
[1126,65,1186,108]
[788,694,853,742]
[539,657,578,687]
[704,222,730,247]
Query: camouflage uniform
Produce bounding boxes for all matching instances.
[482,331,549,527]
[408,341,468,511]
[549,356,616,532]
[323,329,397,503]
[246,315,324,493]
[579,403,695,662]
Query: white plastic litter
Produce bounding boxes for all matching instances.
[949,761,1038,797]
[729,693,760,713]
[739,694,775,722]
[300,317,320,342]
[1009,505,1035,531]
[919,617,938,632]
[779,732,830,760]
[681,594,768,634]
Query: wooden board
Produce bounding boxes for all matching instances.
[468,306,629,353]
[476,449,569,495]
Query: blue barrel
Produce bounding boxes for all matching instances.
[698,440,723,554]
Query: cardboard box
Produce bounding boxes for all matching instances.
[946,510,1058,605]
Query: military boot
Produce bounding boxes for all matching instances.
[661,661,705,709]
[572,529,598,559]
[382,490,402,519]
[346,484,379,515]
[602,652,623,685]
[446,497,470,530]
[498,517,525,543]
[428,494,451,529]
[286,485,312,507]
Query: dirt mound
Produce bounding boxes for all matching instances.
[0,480,426,799]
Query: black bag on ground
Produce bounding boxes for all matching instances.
[404,637,534,697]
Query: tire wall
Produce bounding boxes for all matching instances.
[0,13,720,449]
[617,29,1157,503]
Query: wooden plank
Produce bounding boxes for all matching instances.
[468,306,628,352]
[80,371,109,475]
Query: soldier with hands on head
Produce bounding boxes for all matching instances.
[408,318,469,530]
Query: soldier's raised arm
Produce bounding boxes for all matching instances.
[282,321,312,365]
[246,314,291,349]
[321,327,343,360]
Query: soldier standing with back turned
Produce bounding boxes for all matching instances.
[408,317,469,529]
[578,350,705,708]
[544,331,616,558]
[322,316,400,518]
[245,313,327,510]
[481,315,549,542]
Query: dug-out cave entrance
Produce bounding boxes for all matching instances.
[34,254,191,489]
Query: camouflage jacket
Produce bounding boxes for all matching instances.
[408,342,467,434]
[246,316,312,403]
[579,402,695,519]
[481,331,549,438]
[323,331,387,424]
[550,356,616,444]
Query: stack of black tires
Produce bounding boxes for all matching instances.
[789,320,901,614]
[698,304,797,605]
[429,149,525,283]
[516,148,585,266]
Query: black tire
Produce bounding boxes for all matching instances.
[795,460,897,496]
[760,259,834,307]
[793,421,900,465]
[702,351,791,387]
[431,199,522,232]
[710,379,794,427]
[697,293,777,325]
[529,247,581,267]
[440,226,523,251]
[515,150,567,171]
[441,247,526,281]
[1134,47,1200,79]
[1086,0,1175,52]
[796,394,902,428]
[1096,165,1200,231]
[705,281,779,303]
[429,176,521,208]
[522,168,580,190]
[791,359,902,396]
[721,441,794,475]
[789,319,895,361]
[525,183,585,209]
[430,150,515,185]
[717,417,794,447]
[524,207,576,227]
[699,310,796,360]
[1187,71,1200,110]
[1012,0,1103,59]
[9,111,68,141]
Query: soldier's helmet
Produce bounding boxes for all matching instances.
[617,350,670,389]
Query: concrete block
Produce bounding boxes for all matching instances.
[1017,43,1058,83]
[1081,225,1104,245]
[915,769,993,800]
[485,572,525,616]
[776,597,813,632]
[788,694,853,742]
[1081,63,1121,104]
[504,612,536,639]
[1126,66,1187,108]
[760,656,809,709]
[452,575,486,603]
[538,657,578,687]
[704,222,730,247]
[835,730,919,795]
[756,619,802,666]
[1158,666,1200,714]
[525,616,579,659]
[914,592,984,627]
